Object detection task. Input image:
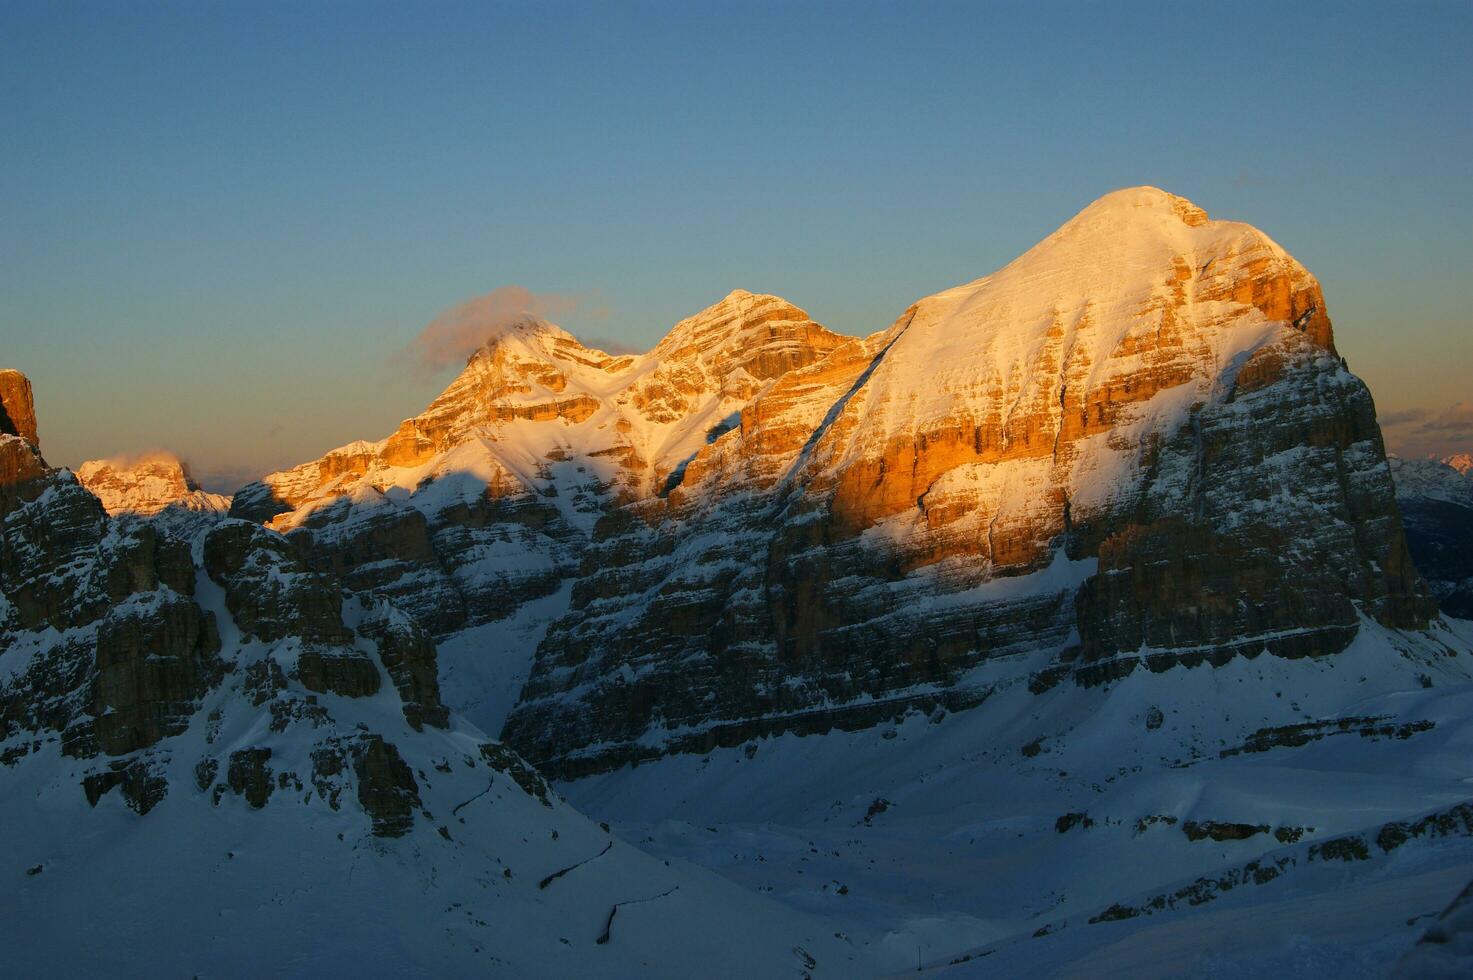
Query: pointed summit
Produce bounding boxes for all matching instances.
[647,289,847,386]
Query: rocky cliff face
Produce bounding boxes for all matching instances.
[0,376,456,810]
[0,369,47,514]
[1392,454,1473,618]
[504,188,1432,775]
[1,371,860,976]
[227,292,847,639]
[229,188,1434,779]
[0,368,40,445]
[76,451,232,521]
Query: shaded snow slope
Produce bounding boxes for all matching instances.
[0,462,867,976]
[1392,454,1473,618]
[563,618,1473,976]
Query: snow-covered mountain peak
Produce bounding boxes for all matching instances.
[1389,454,1473,505]
[76,450,231,518]
[234,287,851,531]
[763,184,1339,552]
[628,290,848,427]
[1065,184,1210,226]
[1446,452,1472,476]
[650,290,835,360]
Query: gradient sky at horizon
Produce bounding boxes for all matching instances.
[3,1,1470,490]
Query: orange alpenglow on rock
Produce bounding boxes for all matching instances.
[0,368,40,446]
[75,451,232,518]
[220,187,1433,777]
[0,369,47,503]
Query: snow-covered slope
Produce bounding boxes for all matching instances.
[562,616,1473,975]
[223,293,842,645]
[14,185,1460,976]
[0,394,869,977]
[1391,454,1473,506]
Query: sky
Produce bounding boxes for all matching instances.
[2,1,1469,490]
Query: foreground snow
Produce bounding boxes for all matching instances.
[563,617,1473,976]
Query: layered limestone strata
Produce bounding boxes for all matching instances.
[502,188,1431,774]
[0,371,865,978]
[227,291,847,638]
[223,188,1435,777]
[0,375,457,827]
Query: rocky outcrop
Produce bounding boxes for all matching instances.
[203,520,353,645]
[225,747,275,808]
[0,435,48,509]
[92,591,223,755]
[358,605,450,730]
[350,734,421,837]
[0,368,39,445]
[0,371,49,516]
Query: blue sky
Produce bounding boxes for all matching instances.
[2,1,1469,488]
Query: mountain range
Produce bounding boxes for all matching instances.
[3,188,1471,977]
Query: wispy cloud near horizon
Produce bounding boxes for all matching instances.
[1381,401,1473,459]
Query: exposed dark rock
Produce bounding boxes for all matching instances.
[1,475,109,632]
[1134,814,1179,834]
[0,435,48,516]
[1219,715,1435,757]
[1308,834,1370,862]
[310,739,348,811]
[204,521,352,644]
[242,658,288,706]
[863,798,892,825]
[82,757,168,815]
[92,594,222,755]
[357,607,449,730]
[1375,802,1473,853]
[1274,825,1312,844]
[1056,811,1095,834]
[194,757,219,792]
[0,369,39,445]
[479,741,551,807]
[296,647,381,699]
[352,735,421,837]
[226,747,275,809]
[1182,820,1269,843]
